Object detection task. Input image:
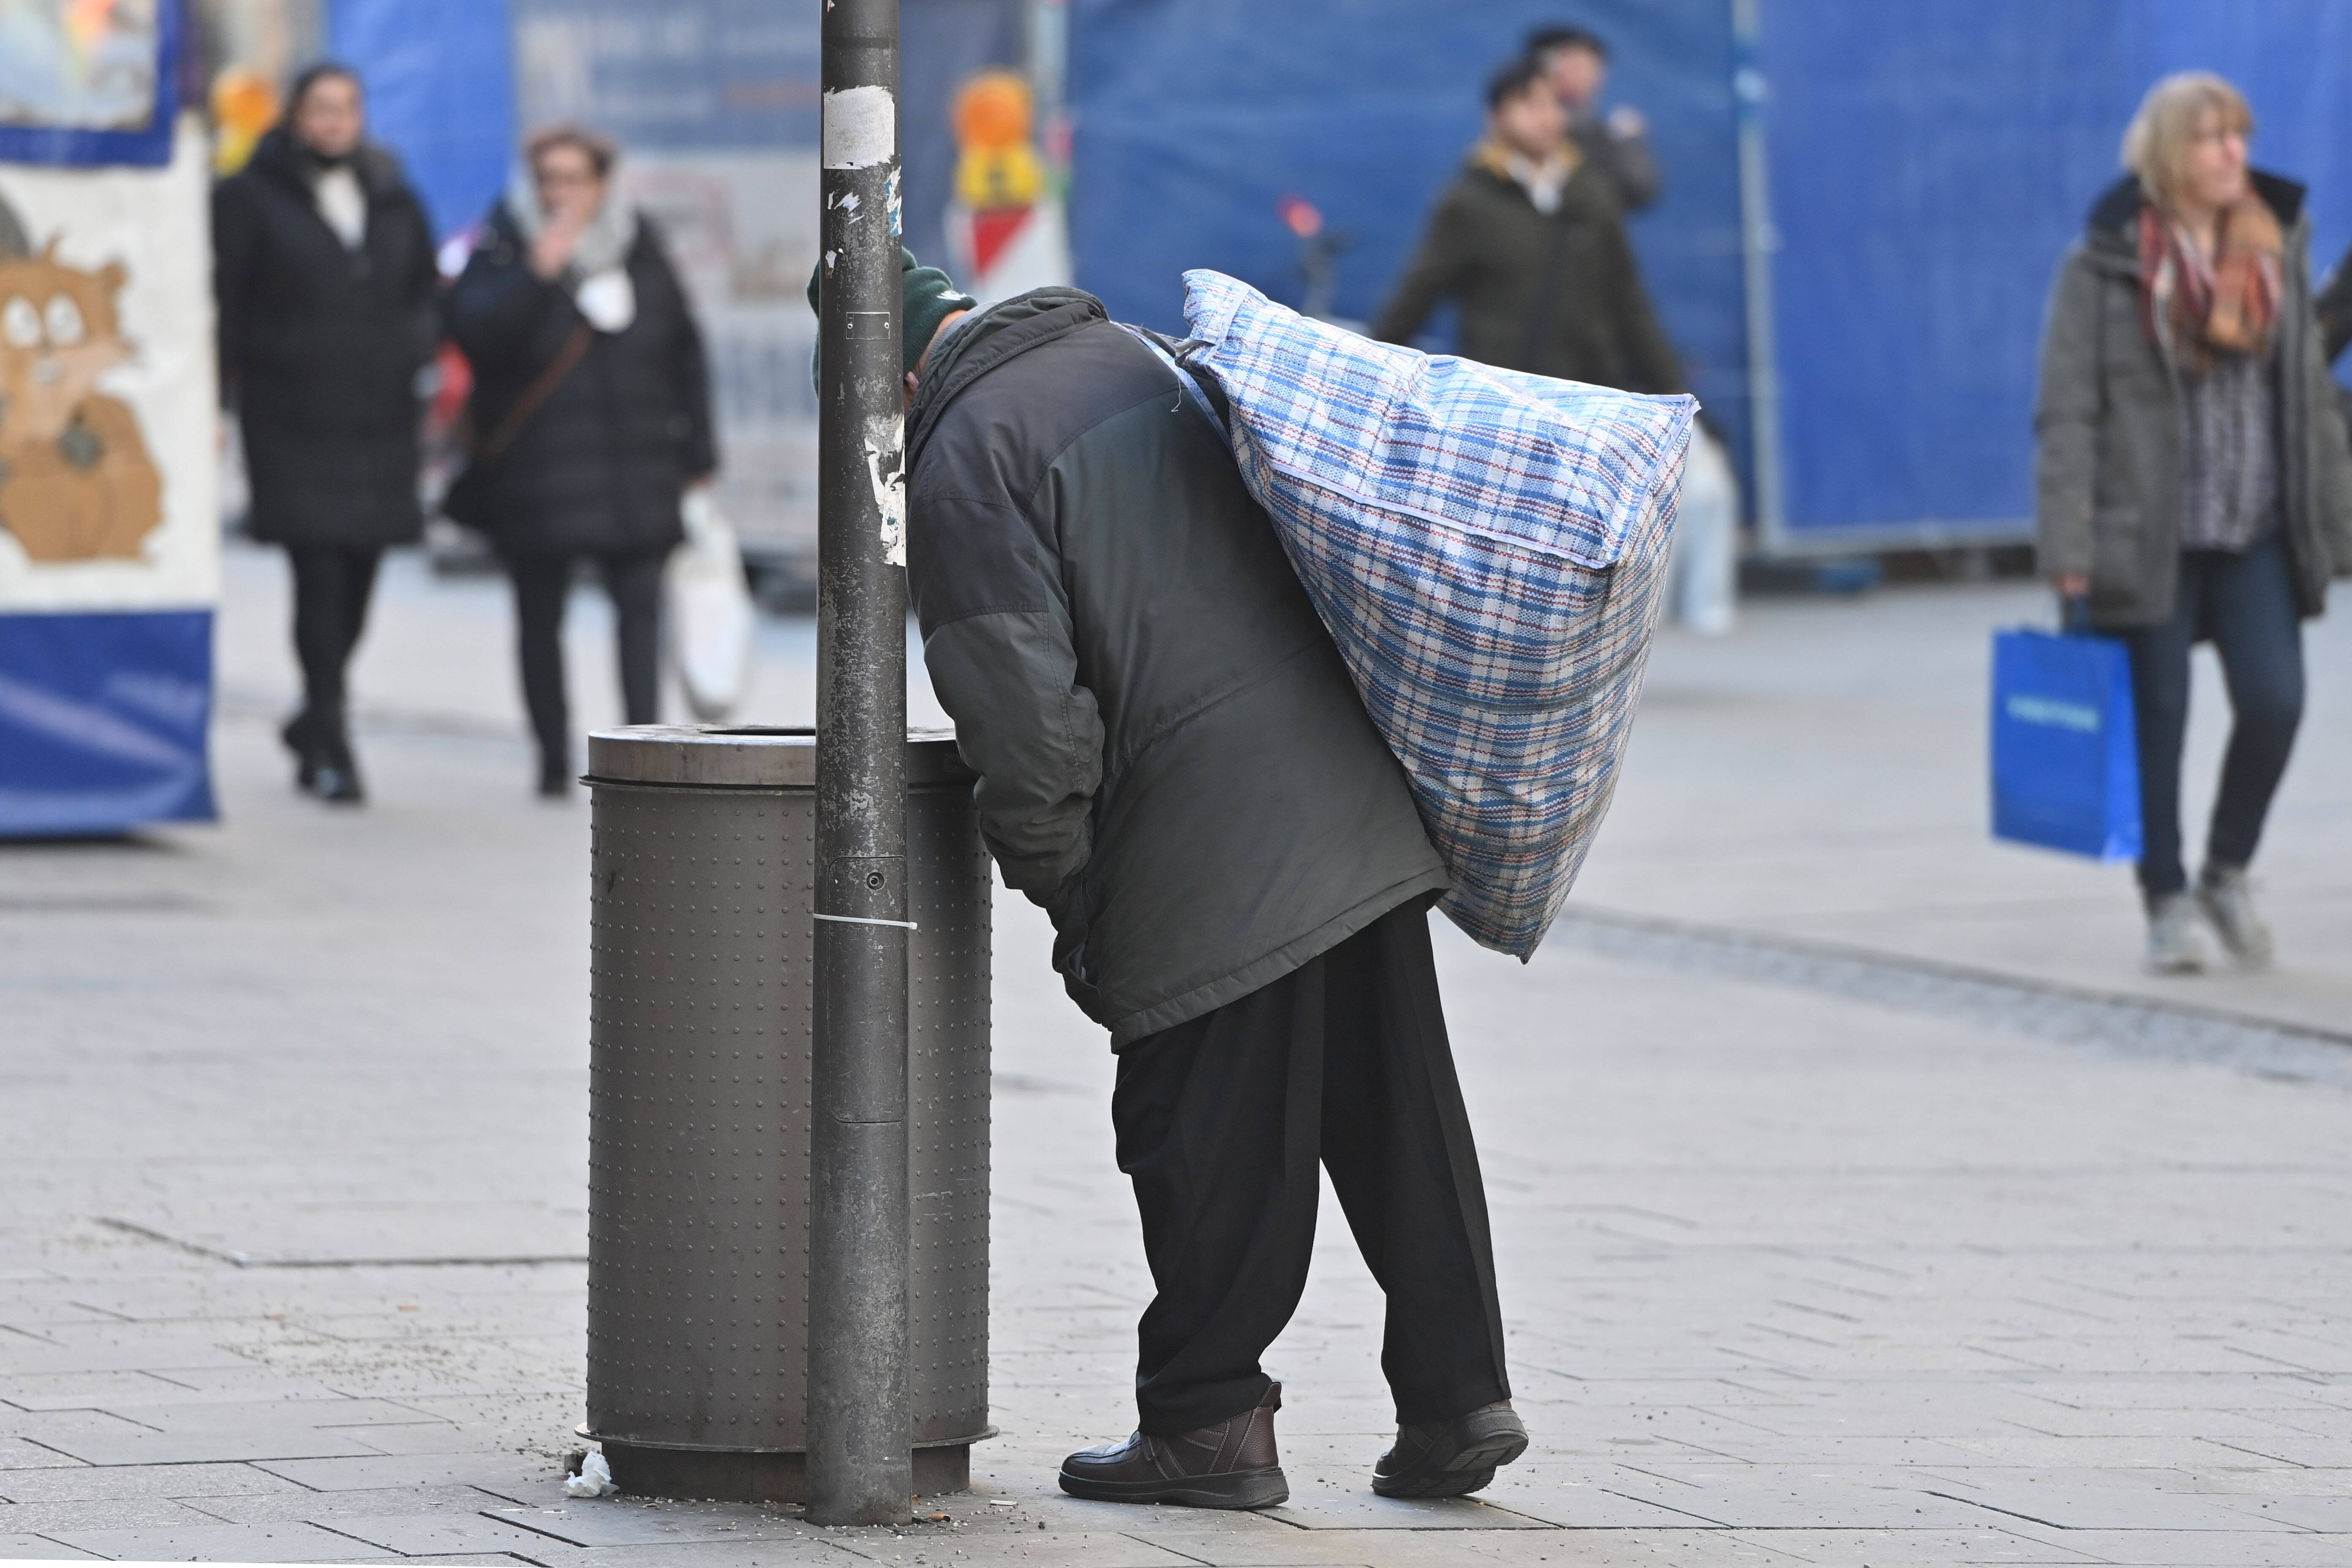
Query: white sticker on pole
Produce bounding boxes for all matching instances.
[822,85,896,169]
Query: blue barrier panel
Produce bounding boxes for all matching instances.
[1756,0,2352,546]
[0,611,215,838]
[1065,0,1750,498]
[329,0,516,238]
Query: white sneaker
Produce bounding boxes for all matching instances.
[2145,891,2212,975]
[2197,862,2275,967]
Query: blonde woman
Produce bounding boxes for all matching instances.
[2035,73,2352,974]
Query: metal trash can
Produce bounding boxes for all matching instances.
[583,725,991,1503]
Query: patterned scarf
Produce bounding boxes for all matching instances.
[2137,193,2281,377]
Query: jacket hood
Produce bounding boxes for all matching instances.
[906,286,1107,472]
[2086,168,2306,245]
[248,124,406,201]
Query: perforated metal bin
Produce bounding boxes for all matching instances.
[582,725,991,1503]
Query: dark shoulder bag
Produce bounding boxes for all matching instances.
[442,321,594,532]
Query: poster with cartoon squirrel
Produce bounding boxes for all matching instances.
[0,223,166,563]
[0,127,215,614]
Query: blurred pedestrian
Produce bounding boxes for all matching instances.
[1372,57,1683,397]
[213,63,438,805]
[444,125,716,797]
[2034,72,2352,974]
[1525,24,1658,214]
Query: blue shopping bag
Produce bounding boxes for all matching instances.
[1989,626,2142,861]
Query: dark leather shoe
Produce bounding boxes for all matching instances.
[1373,1400,1527,1498]
[1058,1381,1288,1509]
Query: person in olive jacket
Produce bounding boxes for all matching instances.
[2035,73,2352,974]
[1372,56,1682,395]
[444,125,715,796]
[855,250,1525,1510]
[213,64,438,804]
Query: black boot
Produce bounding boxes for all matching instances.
[1372,1400,1527,1498]
[291,706,365,805]
[1059,1381,1288,1509]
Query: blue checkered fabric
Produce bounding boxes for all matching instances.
[1171,270,1696,958]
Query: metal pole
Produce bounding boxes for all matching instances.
[1731,0,1788,553]
[810,0,910,1529]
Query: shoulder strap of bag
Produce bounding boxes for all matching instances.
[1119,323,1232,434]
[474,321,595,465]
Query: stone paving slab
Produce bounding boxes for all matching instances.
[0,1535,102,1561]
[36,1519,399,1561]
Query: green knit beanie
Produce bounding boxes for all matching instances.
[805,246,979,378]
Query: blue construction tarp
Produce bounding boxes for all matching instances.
[1066,0,1752,506]
[1758,1,2352,546]
[1066,2,2352,553]
[327,0,513,238]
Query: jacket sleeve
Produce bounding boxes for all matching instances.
[2300,257,2352,574]
[210,178,255,408]
[1605,222,1685,395]
[912,497,1105,905]
[2314,240,2352,366]
[400,191,443,369]
[1597,131,1663,213]
[443,233,567,376]
[1371,192,1473,346]
[2033,248,2102,580]
[655,240,718,477]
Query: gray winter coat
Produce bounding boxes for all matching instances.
[2035,172,2352,628]
[905,289,1450,1047]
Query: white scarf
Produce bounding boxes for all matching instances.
[506,169,640,332]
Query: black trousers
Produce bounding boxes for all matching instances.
[506,548,666,771]
[1113,901,1511,1436]
[2123,532,2305,899]
[286,544,383,731]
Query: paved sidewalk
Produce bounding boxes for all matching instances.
[2,554,2349,1565]
[1579,583,2352,1040]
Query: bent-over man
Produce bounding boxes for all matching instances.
[816,250,1527,1508]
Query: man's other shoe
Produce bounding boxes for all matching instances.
[1372,1400,1528,1499]
[1058,1381,1288,1509]
[2197,862,2274,967]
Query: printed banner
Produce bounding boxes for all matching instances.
[0,114,218,610]
[0,0,182,168]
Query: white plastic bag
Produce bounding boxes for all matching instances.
[1667,427,1739,636]
[564,1450,616,1497]
[666,487,754,721]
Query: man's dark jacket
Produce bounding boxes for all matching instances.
[212,128,438,547]
[443,203,715,558]
[906,289,1449,1047]
[1371,150,1682,395]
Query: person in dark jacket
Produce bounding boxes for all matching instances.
[2035,73,2352,973]
[213,63,438,804]
[858,249,1524,1508]
[1372,57,1683,395]
[1525,24,1660,213]
[444,125,715,796]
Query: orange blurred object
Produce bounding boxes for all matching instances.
[953,71,1032,151]
[210,68,281,175]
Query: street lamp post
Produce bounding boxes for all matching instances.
[809,0,911,1530]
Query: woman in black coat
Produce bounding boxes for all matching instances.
[444,125,716,796]
[214,64,439,804]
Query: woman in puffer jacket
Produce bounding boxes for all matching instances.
[2034,72,2352,974]
[444,125,716,796]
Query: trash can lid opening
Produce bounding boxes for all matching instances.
[585,724,972,789]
